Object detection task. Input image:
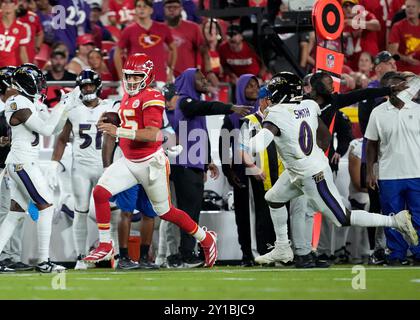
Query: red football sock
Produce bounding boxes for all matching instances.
[160,206,198,235]
[93,185,112,233]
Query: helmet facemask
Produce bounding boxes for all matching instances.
[123,71,147,96]
[80,83,100,102]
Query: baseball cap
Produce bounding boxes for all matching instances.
[164,0,181,5]
[374,51,400,66]
[90,2,102,11]
[50,49,66,58]
[77,34,95,46]
[342,0,359,5]
[227,24,242,37]
[258,86,271,99]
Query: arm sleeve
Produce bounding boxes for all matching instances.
[334,112,353,156]
[143,106,163,128]
[248,128,274,154]
[332,87,391,109]
[239,120,251,151]
[388,23,400,44]
[118,29,129,49]
[219,115,234,174]
[165,25,174,45]
[179,98,233,117]
[24,105,68,137]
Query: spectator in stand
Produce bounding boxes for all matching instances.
[359,0,388,51]
[16,0,43,64]
[45,49,77,81]
[342,0,381,70]
[89,1,114,47]
[163,0,218,86]
[0,0,29,67]
[54,0,91,58]
[219,24,266,84]
[202,18,224,80]
[44,49,77,108]
[36,0,57,47]
[114,0,177,86]
[66,34,96,75]
[388,0,420,74]
[357,52,375,79]
[88,48,117,98]
[153,0,200,23]
[108,0,135,28]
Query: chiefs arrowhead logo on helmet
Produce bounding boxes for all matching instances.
[122,53,155,96]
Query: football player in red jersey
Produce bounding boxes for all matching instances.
[84,53,218,267]
[0,0,29,67]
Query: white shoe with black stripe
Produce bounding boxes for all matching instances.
[36,259,66,273]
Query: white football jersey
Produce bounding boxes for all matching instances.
[68,99,116,166]
[4,95,46,164]
[263,99,328,181]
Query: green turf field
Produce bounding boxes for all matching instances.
[0,266,419,299]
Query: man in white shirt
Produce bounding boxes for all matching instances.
[366,71,420,265]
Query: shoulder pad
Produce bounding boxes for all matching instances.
[5,95,32,112]
[142,91,165,110]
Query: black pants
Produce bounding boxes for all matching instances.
[249,178,276,255]
[171,165,204,259]
[232,179,253,259]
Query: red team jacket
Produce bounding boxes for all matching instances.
[118,88,165,160]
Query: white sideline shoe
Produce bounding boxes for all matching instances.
[255,241,294,265]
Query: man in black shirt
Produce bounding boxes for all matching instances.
[44,49,77,108]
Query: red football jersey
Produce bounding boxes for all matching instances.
[118,21,174,82]
[118,88,165,160]
[17,11,43,64]
[108,0,134,25]
[0,18,29,67]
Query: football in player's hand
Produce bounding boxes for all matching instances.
[102,112,121,126]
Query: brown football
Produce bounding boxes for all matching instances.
[102,112,121,126]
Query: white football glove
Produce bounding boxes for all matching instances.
[166,145,183,158]
[60,87,81,112]
[45,160,61,190]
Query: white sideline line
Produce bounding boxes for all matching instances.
[1,266,419,277]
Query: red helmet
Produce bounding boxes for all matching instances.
[122,53,155,96]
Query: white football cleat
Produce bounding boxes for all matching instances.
[75,256,96,270]
[393,210,419,246]
[255,241,294,265]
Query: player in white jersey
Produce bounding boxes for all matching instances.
[46,70,115,270]
[0,64,76,273]
[246,73,419,258]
